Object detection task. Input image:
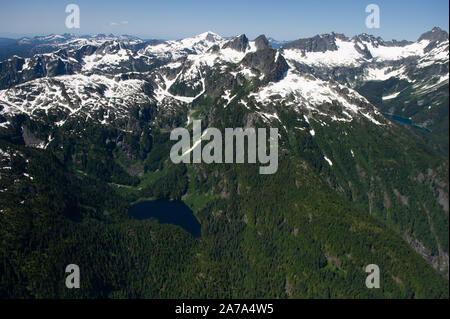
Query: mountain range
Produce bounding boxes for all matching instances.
[0,27,448,298]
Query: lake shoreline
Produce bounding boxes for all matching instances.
[129,199,202,238]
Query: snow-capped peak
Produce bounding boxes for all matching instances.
[194,31,223,42]
[140,31,224,60]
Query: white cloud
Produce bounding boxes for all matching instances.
[110,20,128,26]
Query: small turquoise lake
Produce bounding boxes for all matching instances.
[383,113,431,132]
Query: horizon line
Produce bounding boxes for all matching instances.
[0,26,448,43]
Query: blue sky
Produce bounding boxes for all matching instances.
[0,0,448,41]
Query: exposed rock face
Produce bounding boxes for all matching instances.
[404,233,449,278]
[351,33,412,48]
[384,39,414,47]
[21,125,43,147]
[419,27,449,42]
[254,35,271,51]
[437,188,449,213]
[242,48,289,82]
[206,44,220,53]
[222,34,249,52]
[0,50,78,89]
[419,27,449,52]
[353,42,372,59]
[203,32,221,43]
[71,44,98,61]
[352,33,382,45]
[282,33,341,52]
[393,189,409,206]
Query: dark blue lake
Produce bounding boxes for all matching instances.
[129,200,201,238]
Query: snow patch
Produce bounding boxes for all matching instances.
[382,92,400,100]
[324,156,333,166]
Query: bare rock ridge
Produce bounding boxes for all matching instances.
[222,34,249,52]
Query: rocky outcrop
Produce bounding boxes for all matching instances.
[419,27,449,52]
[222,34,249,52]
[21,125,43,148]
[254,35,271,51]
[404,233,449,278]
[242,48,289,83]
[282,33,342,52]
